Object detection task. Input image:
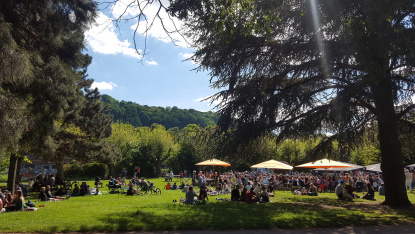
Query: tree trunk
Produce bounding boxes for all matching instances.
[377,117,411,207]
[107,163,115,178]
[56,160,64,181]
[156,161,161,177]
[6,153,18,195]
[16,156,23,185]
[373,71,412,207]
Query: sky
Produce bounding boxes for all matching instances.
[85,0,219,112]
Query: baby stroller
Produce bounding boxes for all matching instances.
[107,181,122,194]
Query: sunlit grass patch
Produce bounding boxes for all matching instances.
[0,178,414,232]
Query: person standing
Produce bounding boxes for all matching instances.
[405,169,411,190]
[192,171,197,186]
[121,168,127,185]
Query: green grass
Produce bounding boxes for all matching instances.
[1,178,415,232]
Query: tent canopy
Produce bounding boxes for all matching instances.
[251,159,293,170]
[296,158,353,169]
[313,162,364,172]
[364,163,382,173]
[195,159,231,167]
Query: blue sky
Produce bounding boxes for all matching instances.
[85,0,219,112]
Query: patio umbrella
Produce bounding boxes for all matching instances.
[251,159,293,170]
[195,159,231,173]
[296,158,353,177]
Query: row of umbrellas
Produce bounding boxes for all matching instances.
[195,158,383,175]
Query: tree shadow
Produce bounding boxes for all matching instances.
[47,197,415,232]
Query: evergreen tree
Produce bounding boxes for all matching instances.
[170,0,415,206]
[0,0,97,191]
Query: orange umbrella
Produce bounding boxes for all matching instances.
[195,159,231,173]
[296,158,353,177]
[251,159,293,170]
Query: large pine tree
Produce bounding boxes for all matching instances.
[0,0,98,191]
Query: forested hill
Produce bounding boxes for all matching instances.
[101,94,218,129]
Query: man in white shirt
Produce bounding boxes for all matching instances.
[335,180,344,199]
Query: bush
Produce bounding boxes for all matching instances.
[64,162,106,180]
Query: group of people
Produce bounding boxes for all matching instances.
[165,169,399,204]
[38,185,67,201]
[0,188,27,213]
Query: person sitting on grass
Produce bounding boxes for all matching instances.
[165,182,171,190]
[46,185,66,200]
[245,187,259,203]
[72,184,80,196]
[198,185,208,202]
[7,190,25,212]
[0,194,5,213]
[182,183,189,193]
[184,186,197,204]
[55,187,65,196]
[39,187,50,201]
[343,183,359,200]
[126,184,139,195]
[335,180,344,199]
[179,181,185,190]
[300,187,308,195]
[231,186,241,201]
[172,182,178,190]
[362,183,375,200]
[308,183,318,196]
[20,184,30,197]
[260,186,270,203]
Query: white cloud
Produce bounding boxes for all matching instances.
[91,81,117,90]
[145,59,158,66]
[85,12,142,59]
[179,52,197,64]
[180,53,193,59]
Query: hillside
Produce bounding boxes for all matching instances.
[101,94,218,129]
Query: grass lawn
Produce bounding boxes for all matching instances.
[1,178,415,233]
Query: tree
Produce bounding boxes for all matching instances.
[170,0,415,207]
[0,0,97,192]
[139,124,179,176]
[101,122,141,177]
[41,87,113,180]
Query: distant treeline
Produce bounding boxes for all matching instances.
[101,94,218,129]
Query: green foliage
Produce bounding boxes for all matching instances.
[0,153,10,173]
[64,162,107,179]
[101,94,218,129]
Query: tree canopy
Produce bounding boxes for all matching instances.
[101,94,218,129]
[169,0,415,206]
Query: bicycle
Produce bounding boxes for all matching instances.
[139,182,161,195]
[62,180,79,191]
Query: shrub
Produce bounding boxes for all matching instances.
[64,162,107,180]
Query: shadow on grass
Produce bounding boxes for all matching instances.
[48,196,415,233]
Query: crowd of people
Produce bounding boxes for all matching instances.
[1,167,413,213]
[167,168,401,204]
